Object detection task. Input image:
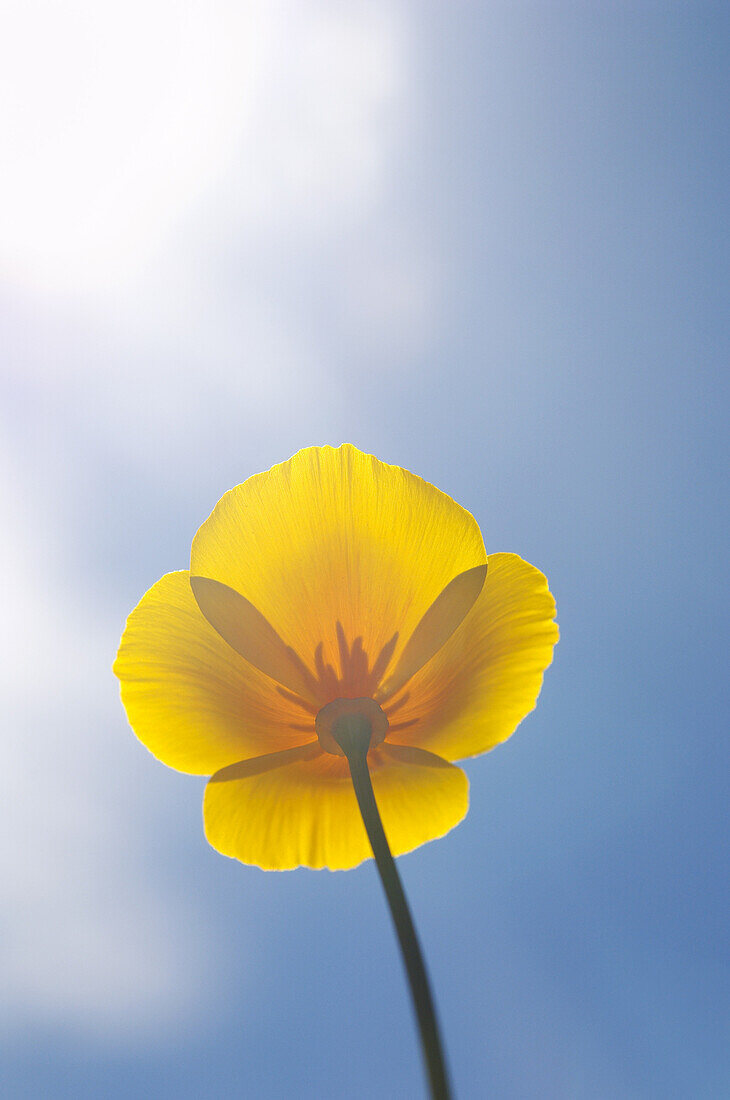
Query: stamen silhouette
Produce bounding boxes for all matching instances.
[274,623,410,735]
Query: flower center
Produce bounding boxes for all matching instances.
[315,697,389,757]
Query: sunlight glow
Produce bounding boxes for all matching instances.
[0,2,265,294]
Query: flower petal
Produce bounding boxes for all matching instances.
[190,576,320,703]
[204,740,469,870]
[190,445,486,696]
[114,571,319,775]
[386,553,559,761]
[376,564,487,702]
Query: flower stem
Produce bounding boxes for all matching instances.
[336,722,452,1100]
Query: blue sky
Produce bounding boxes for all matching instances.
[1,3,728,1097]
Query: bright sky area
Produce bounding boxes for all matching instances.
[1,3,728,1097]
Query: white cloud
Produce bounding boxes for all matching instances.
[0,1,263,296]
[1,1,433,478]
[0,0,431,1038]
[0,444,208,1035]
[0,1,405,301]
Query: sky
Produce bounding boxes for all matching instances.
[1,2,728,1097]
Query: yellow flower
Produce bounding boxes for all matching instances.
[114,444,558,871]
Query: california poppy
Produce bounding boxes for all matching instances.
[114,444,558,1098]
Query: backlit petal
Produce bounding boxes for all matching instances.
[204,740,469,870]
[190,576,320,703]
[377,564,487,702]
[114,571,318,775]
[386,554,558,761]
[190,445,486,698]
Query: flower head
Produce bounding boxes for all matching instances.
[114,445,558,870]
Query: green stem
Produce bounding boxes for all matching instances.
[335,721,452,1100]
